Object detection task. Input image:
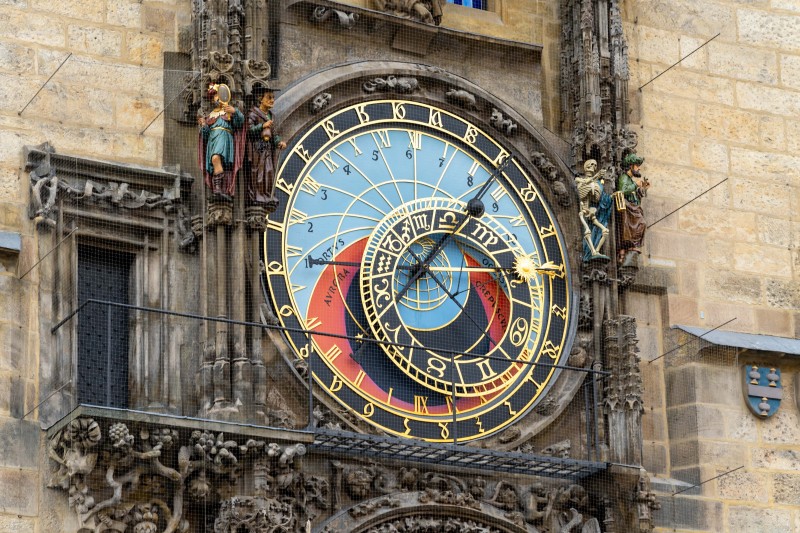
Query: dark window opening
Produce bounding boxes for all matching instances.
[77,245,134,409]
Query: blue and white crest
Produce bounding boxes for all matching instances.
[743,366,782,418]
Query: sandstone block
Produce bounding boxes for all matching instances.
[651,69,735,106]
[143,5,176,35]
[126,33,165,66]
[31,0,105,21]
[678,36,708,71]
[640,93,695,134]
[737,82,800,116]
[708,41,778,84]
[666,295,699,327]
[732,176,792,214]
[642,406,667,440]
[625,0,735,40]
[738,9,800,53]
[728,506,792,533]
[781,53,800,91]
[752,448,800,471]
[754,308,794,337]
[667,405,726,441]
[0,515,36,533]
[68,25,123,58]
[729,147,800,185]
[0,466,37,516]
[724,409,758,442]
[718,469,769,503]
[637,129,691,165]
[758,115,786,150]
[642,441,667,474]
[697,103,760,145]
[690,139,729,172]
[654,495,722,530]
[765,278,800,309]
[771,0,800,11]
[0,41,35,75]
[0,326,25,375]
[733,242,792,278]
[0,10,66,47]
[0,420,39,469]
[759,408,800,445]
[773,473,800,505]
[678,204,757,243]
[698,301,756,333]
[648,230,708,263]
[677,261,699,297]
[108,0,142,27]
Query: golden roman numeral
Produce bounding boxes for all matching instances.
[407,130,422,150]
[539,225,557,238]
[320,152,339,173]
[322,345,342,362]
[275,176,294,194]
[347,137,363,156]
[490,186,509,203]
[286,245,302,257]
[374,130,391,148]
[476,359,497,380]
[289,208,308,225]
[392,102,406,120]
[468,161,480,177]
[551,304,568,320]
[355,104,370,124]
[353,369,366,387]
[504,401,517,415]
[294,144,311,163]
[414,395,429,414]
[300,176,321,195]
[510,215,526,227]
[305,316,322,330]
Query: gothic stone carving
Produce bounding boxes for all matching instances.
[310,6,359,29]
[362,76,420,94]
[490,108,517,136]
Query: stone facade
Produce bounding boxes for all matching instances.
[0,0,797,532]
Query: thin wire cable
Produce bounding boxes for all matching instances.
[19,53,72,116]
[638,33,720,91]
[648,178,728,229]
[19,227,78,280]
[672,465,744,495]
[649,318,736,363]
[141,72,200,134]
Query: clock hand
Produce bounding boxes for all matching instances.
[402,246,496,346]
[394,157,514,302]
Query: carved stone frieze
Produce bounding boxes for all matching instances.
[309,92,333,114]
[310,6,360,28]
[490,108,517,136]
[371,0,443,26]
[529,151,571,208]
[362,76,420,93]
[207,201,233,226]
[445,88,478,110]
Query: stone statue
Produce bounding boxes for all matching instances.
[372,0,443,26]
[576,159,611,261]
[198,83,246,201]
[616,153,649,264]
[246,86,286,208]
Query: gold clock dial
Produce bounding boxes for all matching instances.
[267,100,573,441]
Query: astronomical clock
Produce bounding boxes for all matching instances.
[265,98,576,443]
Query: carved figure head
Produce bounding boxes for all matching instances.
[583,159,598,175]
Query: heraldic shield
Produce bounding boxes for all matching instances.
[743,365,783,418]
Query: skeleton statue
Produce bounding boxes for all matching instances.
[575,159,611,261]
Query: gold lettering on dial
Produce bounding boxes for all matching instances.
[464,125,479,144]
[347,138,363,156]
[414,395,430,414]
[427,357,446,378]
[330,375,343,392]
[320,153,339,173]
[392,102,406,120]
[407,130,422,150]
[429,109,443,128]
[374,130,392,148]
[355,105,370,124]
[439,422,450,440]
[363,403,375,418]
[300,176,321,195]
[323,120,340,140]
[476,359,497,380]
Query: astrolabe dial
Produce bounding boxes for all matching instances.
[266,100,573,442]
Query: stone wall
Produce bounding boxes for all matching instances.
[0,1,190,531]
[623,1,800,531]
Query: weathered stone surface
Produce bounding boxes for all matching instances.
[738,9,800,53]
[67,25,123,58]
[718,469,769,503]
[0,467,37,516]
[642,441,667,474]
[648,231,708,263]
[641,93,696,135]
[765,278,800,309]
[752,448,800,471]
[728,506,793,533]
[697,103,761,145]
[773,473,800,505]
[625,0,735,40]
[652,69,735,106]
[667,404,726,441]
[732,176,793,214]
[126,33,165,66]
[108,1,142,27]
[0,11,66,47]
[653,494,722,530]
[759,408,800,445]
[758,115,786,150]
[729,147,800,185]
[0,515,36,533]
[679,205,757,244]
[733,243,793,278]
[666,295,699,330]
[708,41,778,84]
[690,139,729,172]
[737,82,800,115]
[143,5,176,35]
[678,36,708,71]
[0,41,35,75]
[754,308,794,337]
[0,327,26,375]
[0,420,39,469]
[723,409,758,442]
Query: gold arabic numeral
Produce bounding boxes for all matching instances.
[539,225,557,239]
[374,130,392,148]
[403,417,412,436]
[541,340,561,360]
[438,142,449,167]
[551,304,568,320]
[286,244,302,258]
[322,345,342,363]
[510,215,526,227]
[323,120,340,140]
[427,357,446,379]
[320,152,339,173]
[476,359,497,380]
[407,130,421,151]
[429,109,443,128]
[363,402,375,418]
[294,144,311,163]
[492,149,509,166]
[470,225,499,247]
[475,417,485,434]
[520,185,538,202]
[509,317,529,347]
[353,369,366,387]
[330,375,344,392]
[347,137,363,157]
[463,125,479,145]
[267,261,284,274]
[438,422,450,440]
[289,208,308,226]
[305,316,323,330]
[299,176,321,195]
[414,395,430,414]
[392,102,406,120]
[355,104,370,124]
[504,401,517,416]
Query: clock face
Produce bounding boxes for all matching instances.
[267,100,573,442]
